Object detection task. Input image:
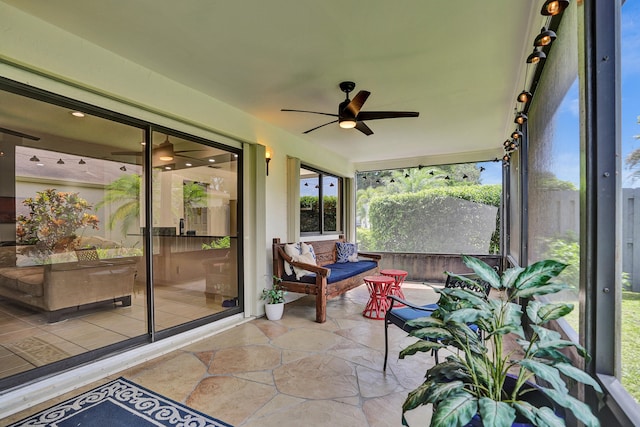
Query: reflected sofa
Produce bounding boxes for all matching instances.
[0,250,137,322]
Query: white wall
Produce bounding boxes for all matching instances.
[0,2,355,317]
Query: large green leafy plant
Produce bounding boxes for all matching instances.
[16,189,99,257]
[400,256,602,427]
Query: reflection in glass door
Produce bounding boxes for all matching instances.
[0,88,147,384]
[150,131,239,331]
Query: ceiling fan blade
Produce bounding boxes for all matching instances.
[355,121,373,136]
[303,120,339,134]
[342,91,370,117]
[112,151,142,156]
[356,111,419,121]
[281,109,338,118]
[0,127,40,141]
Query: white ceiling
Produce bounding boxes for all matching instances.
[2,0,544,167]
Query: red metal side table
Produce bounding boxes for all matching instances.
[380,269,408,307]
[363,275,396,319]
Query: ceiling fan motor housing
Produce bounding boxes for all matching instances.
[339,81,356,94]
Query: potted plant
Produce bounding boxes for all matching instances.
[16,189,100,262]
[261,276,286,320]
[400,255,602,427]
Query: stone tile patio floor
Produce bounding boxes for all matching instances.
[5,283,444,426]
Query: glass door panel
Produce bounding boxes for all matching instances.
[150,131,239,330]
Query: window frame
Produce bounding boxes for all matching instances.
[299,164,344,236]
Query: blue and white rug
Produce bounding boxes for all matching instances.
[9,377,233,427]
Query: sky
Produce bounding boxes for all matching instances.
[552,1,640,188]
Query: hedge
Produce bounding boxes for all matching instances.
[365,185,501,253]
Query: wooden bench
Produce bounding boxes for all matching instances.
[272,236,381,323]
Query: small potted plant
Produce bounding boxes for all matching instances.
[261,276,286,320]
[400,255,602,427]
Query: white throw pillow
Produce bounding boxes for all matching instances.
[300,242,317,262]
[291,251,317,279]
[283,243,301,276]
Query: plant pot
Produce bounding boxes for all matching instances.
[265,302,284,320]
[466,375,565,427]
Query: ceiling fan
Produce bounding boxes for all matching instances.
[111,134,205,162]
[281,81,419,136]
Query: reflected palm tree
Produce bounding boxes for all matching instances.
[96,174,141,235]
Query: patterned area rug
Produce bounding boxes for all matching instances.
[8,377,233,427]
[4,336,70,366]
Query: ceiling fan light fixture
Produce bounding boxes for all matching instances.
[156,135,175,161]
[339,117,357,129]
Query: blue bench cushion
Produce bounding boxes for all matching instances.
[285,260,378,284]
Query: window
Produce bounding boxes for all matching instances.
[619,0,640,404]
[0,79,242,390]
[299,166,342,235]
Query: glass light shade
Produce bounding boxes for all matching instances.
[339,119,357,129]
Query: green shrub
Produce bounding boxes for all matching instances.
[367,185,501,253]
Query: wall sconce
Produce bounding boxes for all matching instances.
[265,148,272,176]
[527,48,546,64]
[514,112,528,125]
[534,27,557,47]
[517,90,532,103]
[541,0,569,16]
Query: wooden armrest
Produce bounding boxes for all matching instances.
[357,252,381,260]
[386,294,437,311]
[276,246,330,277]
[287,259,330,276]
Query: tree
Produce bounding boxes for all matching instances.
[624,115,640,182]
[356,186,383,229]
[96,174,141,235]
[17,189,99,256]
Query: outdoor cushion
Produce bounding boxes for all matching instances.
[294,260,377,284]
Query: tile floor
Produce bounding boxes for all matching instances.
[0,279,233,379]
[3,282,442,426]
